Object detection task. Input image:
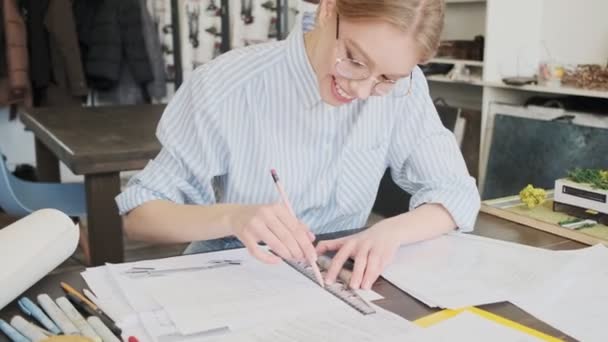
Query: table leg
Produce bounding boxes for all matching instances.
[85,172,124,265]
[35,138,60,182]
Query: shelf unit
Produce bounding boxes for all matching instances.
[426,75,484,86]
[426,0,608,193]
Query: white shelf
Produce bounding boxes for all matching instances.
[430,58,484,67]
[485,81,608,100]
[426,75,485,86]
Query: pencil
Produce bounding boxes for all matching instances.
[270,169,325,288]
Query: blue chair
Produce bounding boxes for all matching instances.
[0,154,86,217]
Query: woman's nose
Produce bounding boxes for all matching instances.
[349,78,375,100]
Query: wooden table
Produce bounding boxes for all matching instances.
[20,105,164,265]
[0,213,580,341]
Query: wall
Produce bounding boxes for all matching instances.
[541,0,608,65]
[0,107,35,172]
[0,107,81,182]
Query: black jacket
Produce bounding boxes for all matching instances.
[75,0,153,90]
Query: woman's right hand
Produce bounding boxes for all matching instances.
[230,203,317,264]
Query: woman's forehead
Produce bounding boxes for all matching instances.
[339,19,420,76]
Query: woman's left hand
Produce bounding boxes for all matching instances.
[315,220,403,290]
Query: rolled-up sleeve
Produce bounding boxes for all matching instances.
[387,69,481,231]
[115,72,228,215]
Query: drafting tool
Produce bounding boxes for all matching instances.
[281,258,376,315]
[316,255,353,285]
[123,259,242,278]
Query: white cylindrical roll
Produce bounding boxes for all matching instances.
[0,209,79,309]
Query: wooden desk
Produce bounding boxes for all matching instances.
[0,213,581,341]
[20,105,164,265]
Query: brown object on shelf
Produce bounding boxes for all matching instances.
[562,64,608,91]
[436,36,484,61]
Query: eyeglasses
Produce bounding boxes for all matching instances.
[334,15,413,97]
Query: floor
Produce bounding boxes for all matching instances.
[0,211,386,274]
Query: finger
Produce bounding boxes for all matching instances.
[250,219,292,260]
[272,205,315,261]
[325,241,356,284]
[349,245,370,289]
[291,224,319,264]
[361,249,382,290]
[273,202,300,231]
[241,231,281,264]
[316,237,347,255]
[308,231,316,242]
[263,210,304,260]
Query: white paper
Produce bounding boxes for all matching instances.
[512,244,608,342]
[81,267,135,322]
[382,233,583,309]
[356,289,384,302]
[0,209,79,309]
[204,304,417,342]
[140,249,353,335]
[406,311,544,341]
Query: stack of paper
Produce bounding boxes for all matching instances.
[382,232,608,341]
[512,244,608,342]
[382,233,578,309]
[81,247,412,341]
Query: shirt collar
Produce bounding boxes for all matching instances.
[285,24,323,108]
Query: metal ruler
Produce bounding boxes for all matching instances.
[282,258,376,315]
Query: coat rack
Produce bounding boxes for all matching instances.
[171,0,289,89]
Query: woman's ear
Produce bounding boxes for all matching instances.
[317,0,337,28]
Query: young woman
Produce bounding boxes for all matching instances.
[117,0,480,290]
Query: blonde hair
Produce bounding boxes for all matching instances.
[335,0,445,61]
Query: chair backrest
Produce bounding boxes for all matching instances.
[0,153,30,216]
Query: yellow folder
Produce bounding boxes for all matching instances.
[414,307,561,341]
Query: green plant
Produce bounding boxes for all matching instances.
[567,168,608,190]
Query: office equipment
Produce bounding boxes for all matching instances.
[281,257,375,315]
[0,319,29,342]
[60,284,121,337]
[10,315,48,342]
[37,294,80,335]
[316,255,352,285]
[0,209,79,310]
[554,177,608,216]
[17,297,61,335]
[86,317,121,342]
[56,297,102,342]
[270,169,325,288]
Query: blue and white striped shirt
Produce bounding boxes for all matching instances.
[116,25,480,253]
